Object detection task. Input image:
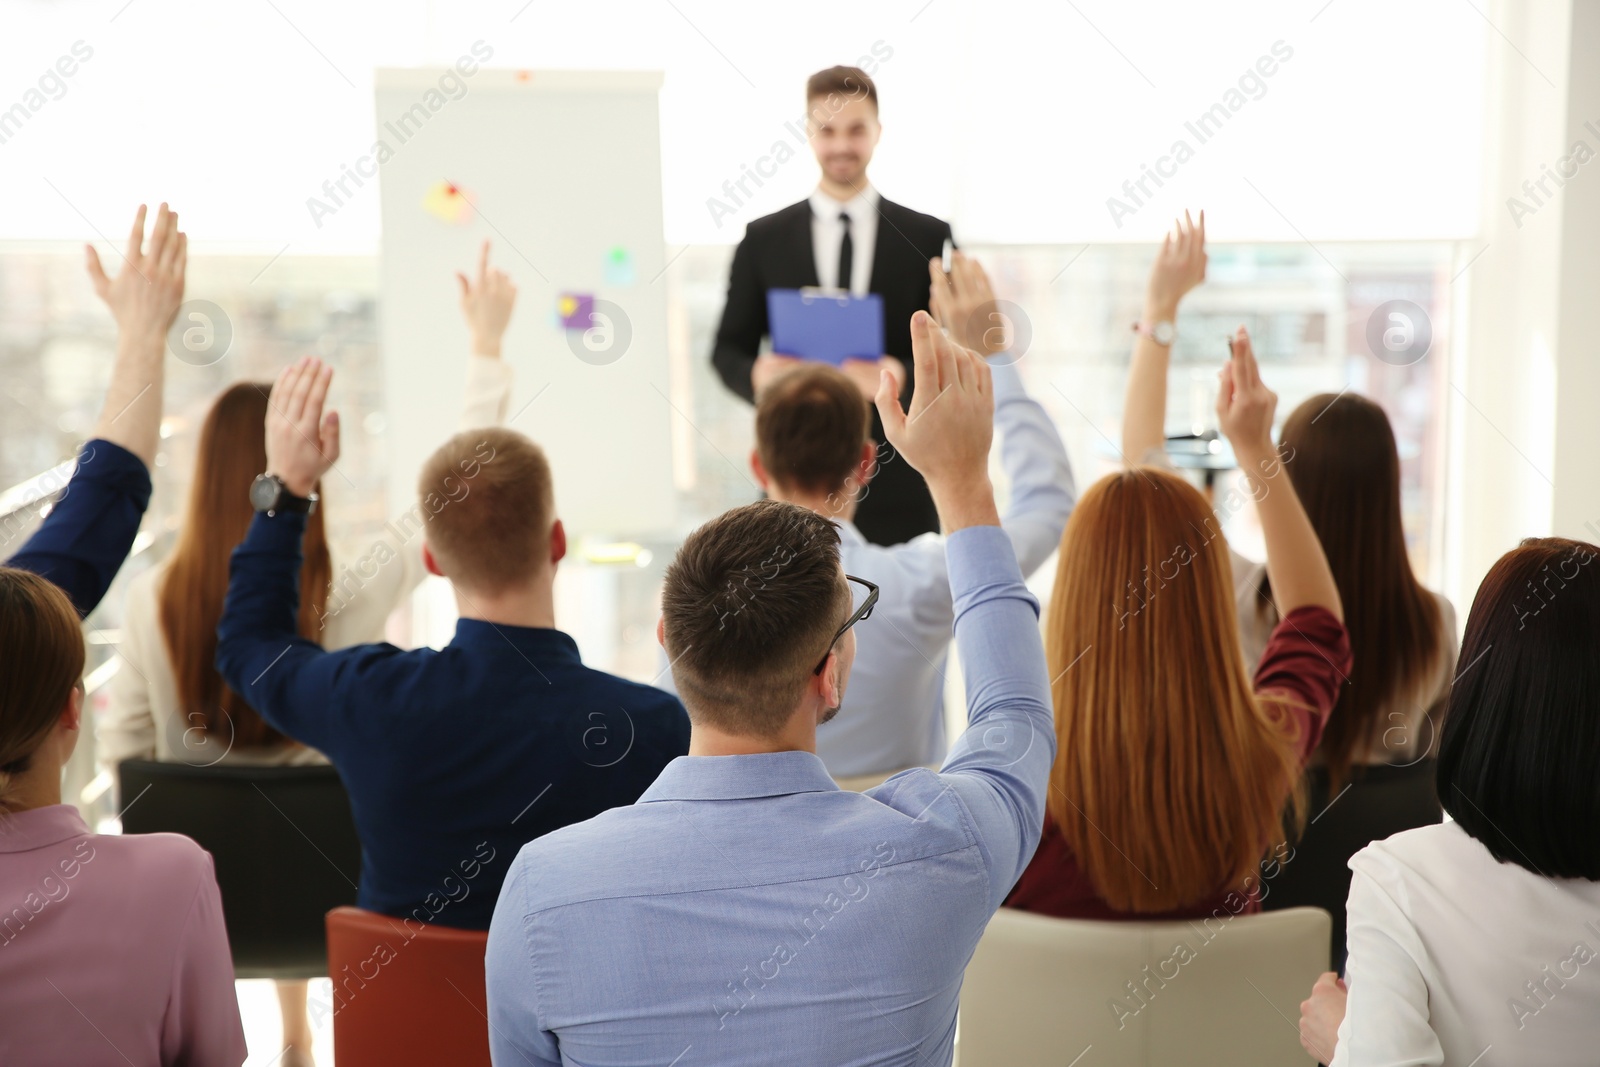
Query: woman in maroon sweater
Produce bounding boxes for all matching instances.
[1007,306,1349,921]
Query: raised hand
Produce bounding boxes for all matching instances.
[1121,209,1205,465]
[1146,209,1206,316]
[265,357,340,498]
[86,203,187,346]
[1220,323,1342,620]
[875,310,997,531]
[457,240,518,357]
[1216,325,1277,461]
[87,203,187,466]
[929,251,1007,357]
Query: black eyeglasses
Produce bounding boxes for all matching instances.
[813,574,879,675]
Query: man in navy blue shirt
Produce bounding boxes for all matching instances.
[7,203,187,616]
[216,357,689,930]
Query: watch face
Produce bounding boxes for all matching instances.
[1153,321,1177,345]
[250,474,280,512]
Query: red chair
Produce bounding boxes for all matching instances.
[325,906,491,1066]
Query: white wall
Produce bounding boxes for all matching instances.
[0,0,1484,249]
[1446,0,1594,618]
[1551,0,1600,543]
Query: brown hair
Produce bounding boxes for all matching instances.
[417,427,549,592]
[806,66,877,114]
[661,500,849,737]
[159,383,332,748]
[1046,468,1306,913]
[755,364,870,497]
[0,569,87,812]
[1263,394,1444,790]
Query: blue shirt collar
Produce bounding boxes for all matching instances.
[638,751,840,802]
[448,618,583,663]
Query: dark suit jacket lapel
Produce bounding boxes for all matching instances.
[786,201,820,287]
[868,197,912,295]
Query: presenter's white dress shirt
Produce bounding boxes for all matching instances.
[809,183,879,295]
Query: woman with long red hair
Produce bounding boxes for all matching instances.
[1117,213,1454,960]
[1006,321,1350,919]
[96,242,518,1067]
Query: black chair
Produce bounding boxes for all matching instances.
[1263,759,1441,972]
[117,759,362,979]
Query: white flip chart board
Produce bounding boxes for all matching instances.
[375,68,674,540]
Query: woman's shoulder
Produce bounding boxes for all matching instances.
[1428,588,1458,642]
[114,562,171,666]
[1350,820,1519,899]
[79,828,214,892]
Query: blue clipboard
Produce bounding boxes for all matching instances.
[767,288,884,366]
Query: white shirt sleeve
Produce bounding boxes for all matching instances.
[1332,864,1445,1066]
[97,568,161,777]
[459,354,515,429]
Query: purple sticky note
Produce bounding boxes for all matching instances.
[558,292,595,330]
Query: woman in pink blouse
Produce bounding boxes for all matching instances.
[0,567,245,1066]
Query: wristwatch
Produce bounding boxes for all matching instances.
[1132,319,1177,346]
[249,473,318,516]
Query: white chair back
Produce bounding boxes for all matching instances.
[958,905,1330,1066]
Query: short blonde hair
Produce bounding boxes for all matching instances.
[417,427,553,591]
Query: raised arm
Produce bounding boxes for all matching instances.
[1121,210,1206,465]
[930,252,1075,573]
[1217,327,1342,622]
[215,358,374,751]
[873,312,1056,910]
[87,204,186,466]
[6,205,185,615]
[456,238,518,428]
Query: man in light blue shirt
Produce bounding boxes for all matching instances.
[486,310,1056,1066]
[789,254,1072,780]
[659,253,1073,782]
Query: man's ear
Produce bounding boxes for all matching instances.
[655,615,666,649]
[421,541,445,578]
[549,519,567,565]
[750,449,771,492]
[855,441,876,486]
[815,652,845,720]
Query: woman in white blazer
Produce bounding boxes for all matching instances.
[95,243,519,1067]
[1300,536,1600,1065]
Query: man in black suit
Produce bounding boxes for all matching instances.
[711,65,950,546]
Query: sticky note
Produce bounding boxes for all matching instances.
[422,180,474,224]
[603,246,636,286]
[557,292,595,329]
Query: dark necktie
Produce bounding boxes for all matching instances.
[837,211,853,293]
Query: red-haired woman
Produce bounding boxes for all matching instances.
[1117,213,1455,958]
[1007,322,1350,919]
